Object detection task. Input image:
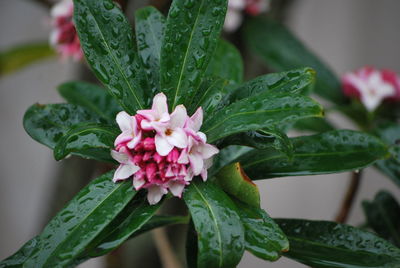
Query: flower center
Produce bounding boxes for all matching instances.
[165,129,173,136]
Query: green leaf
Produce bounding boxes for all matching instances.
[244,17,346,104]
[218,128,293,159]
[183,180,245,268]
[53,123,118,162]
[276,219,400,268]
[202,91,323,143]
[19,171,135,267]
[209,145,252,177]
[205,39,244,84]
[0,42,55,76]
[81,194,161,259]
[374,123,400,187]
[74,0,147,114]
[215,162,260,208]
[135,6,166,99]
[188,76,229,116]
[23,103,102,149]
[235,202,289,261]
[227,68,316,104]
[160,0,228,109]
[239,130,389,179]
[0,236,39,267]
[293,117,335,133]
[58,81,122,122]
[363,191,400,247]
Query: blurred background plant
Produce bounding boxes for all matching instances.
[0,0,399,267]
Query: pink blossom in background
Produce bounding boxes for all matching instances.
[224,0,270,32]
[112,93,219,205]
[342,66,400,111]
[50,0,83,61]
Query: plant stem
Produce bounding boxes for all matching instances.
[153,228,182,268]
[335,170,363,223]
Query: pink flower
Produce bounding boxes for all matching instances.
[50,0,83,61]
[224,0,270,32]
[111,93,219,204]
[342,66,400,111]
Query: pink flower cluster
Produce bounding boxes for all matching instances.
[50,0,83,61]
[111,93,219,204]
[224,0,270,32]
[342,66,400,111]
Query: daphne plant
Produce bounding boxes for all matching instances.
[1,0,400,267]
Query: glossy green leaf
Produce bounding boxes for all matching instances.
[0,42,55,76]
[235,202,289,261]
[188,76,229,116]
[74,0,147,114]
[202,91,323,143]
[19,171,135,267]
[23,103,102,149]
[81,194,161,259]
[184,180,245,268]
[215,162,260,208]
[135,6,165,99]
[209,145,252,177]
[363,191,400,247]
[53,123,118,162]
[205,39,243,84]
[219,128,293,159]
[0,236,39,267]
[239,130,389,179]
[293,117,335,133]
[374,123,400,187]
[227,68,315,104]
[276,219,400,268]
[58,81,122,122]
[160,0,228,109]
[244,17,346,104]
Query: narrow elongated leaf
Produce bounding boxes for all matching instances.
[202,91,323,143]
[16,171,135,267]
[160,0,228,109]
[235,202,289,261]
[53,123,118,162]
[293,117,335,133]
[363,191,400,247]
[58,81,122,122]
[135,6,165,98]
[239,130,389,179]
[82,195,161,259]
[227,68,315,104]
[184,181,245,268]
[188,77,229,116]
[23,103,102,149]
[206,39,243,84]
[0,236,39,267]
[74,0,147,114]
[374,123,400,187]
[0,42,55,76]
[244,17,346,104]
[215,162,260,208]
[276,219,400,268]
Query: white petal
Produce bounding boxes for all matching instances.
[127,132,142,149]
[189,107,203,131]
[147,185,168,205]
[189,153,204,175]
[113,164,139,182]
[200,144,219,159]
[228,0,246,9]
[168,182,185,198]
[170,105,188,128]
[166,128,188,149]
[51,0,72,17]
[178,150,189,164]
[155,134,174,156]
[116,111,133,132]
[133,178,146,190]
[111,150,129,164]
[224,9,243,32]
[152,93,169,117]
